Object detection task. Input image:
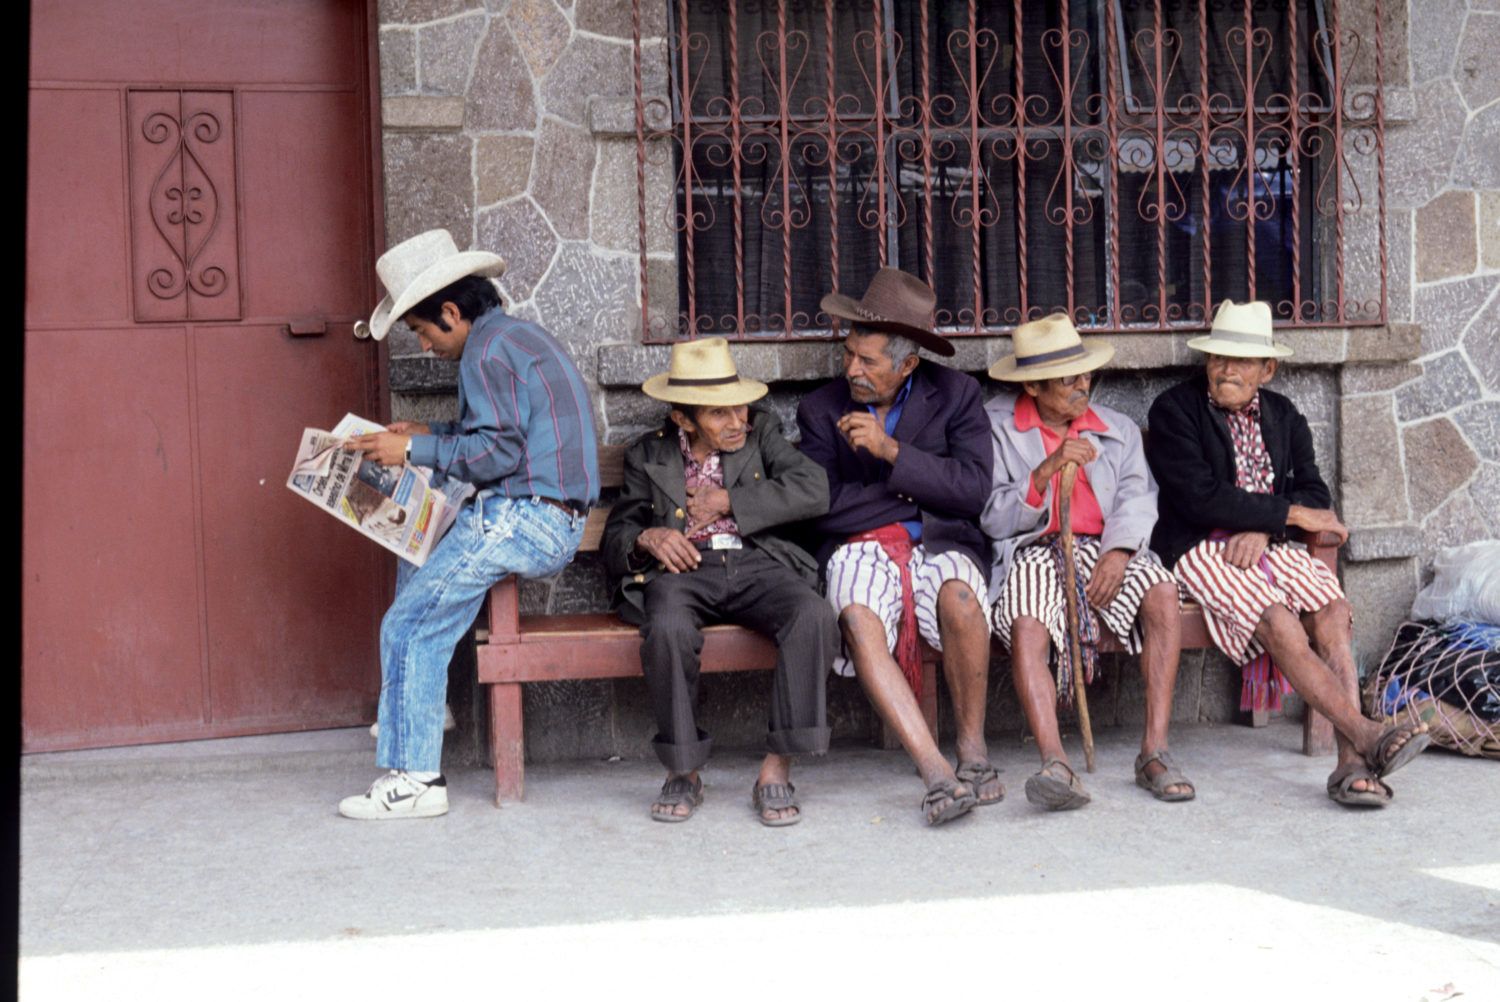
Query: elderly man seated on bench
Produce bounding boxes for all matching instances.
[796,268,999,827]
[1146,300,1429,809]
[981,313,1194,810]
[601,338,836,826]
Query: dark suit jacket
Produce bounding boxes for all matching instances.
[601,405,829,625]
[795,360,992,573]
[1146,374,1332,569]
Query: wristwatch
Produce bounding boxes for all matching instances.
[404,438,413,465]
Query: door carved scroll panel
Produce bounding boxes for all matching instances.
[127,90,241,322]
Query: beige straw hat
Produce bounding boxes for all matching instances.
[642,337,768,407]
[1186,300,1293,358]
[355,229,506,342]
[988,312,1114,382]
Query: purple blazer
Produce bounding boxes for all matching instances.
[796,360,993,573]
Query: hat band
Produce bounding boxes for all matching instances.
[1208,328,1274,345]
[1016,343,1088,368]
[667,374,741,387]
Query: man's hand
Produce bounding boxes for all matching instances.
[1084,548,1131,609]
[685,485,731,535]
[344,431,410,467]
[835,412,899,464]
[1287,505,1349,544]
[1030,439,1098,495]
[1222,531,1271,569]
[385,420,430,436]
[635,527,701,573]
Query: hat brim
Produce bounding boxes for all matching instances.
[641,373,769,407]
[365,251,508,341]
[821,292,955,357]
[1186,333,1294,359]
[988,339,1115,382]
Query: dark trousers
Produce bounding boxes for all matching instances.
[639,546,835,773]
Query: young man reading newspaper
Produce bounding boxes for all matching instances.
[339,230,599,819]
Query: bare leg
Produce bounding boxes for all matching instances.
[841,604,960,797]
[936,581,1001,802]
[1010,615,1090,809]
[1009,616,1067,767]
[1252,602,1418,776]
[1297,598,1380,793]
[1136,581,1192,797]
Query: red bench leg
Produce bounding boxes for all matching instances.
[490,682,525,804]
[919,659,940,744]
[1303,706,1335,756]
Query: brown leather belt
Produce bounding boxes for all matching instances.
[536,496,585,518]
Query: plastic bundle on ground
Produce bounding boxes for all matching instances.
[1363,620,1500,759]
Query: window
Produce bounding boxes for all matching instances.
[633,0,1386,341]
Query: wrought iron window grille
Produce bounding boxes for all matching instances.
[629,0,1386,342]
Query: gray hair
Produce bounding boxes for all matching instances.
[881,333,919,368]
[852,323,919,368]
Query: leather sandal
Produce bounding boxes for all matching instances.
[955,760,1005,806]
[1366,722,1431,779]
[1134,749,1196,803]
[921,779,977,826]
[1024,757,1090,812]
[650,774,703,823]
[1327,761,1392,808]
[751,782,801,827]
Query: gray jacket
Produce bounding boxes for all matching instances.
[978,394,1160,603]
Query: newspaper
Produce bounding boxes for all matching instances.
[286,413,474,566]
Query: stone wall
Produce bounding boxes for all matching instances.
[1336,0,1500,663]
[374,0,1497,765]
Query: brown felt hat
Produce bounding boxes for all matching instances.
[820,268,955,357]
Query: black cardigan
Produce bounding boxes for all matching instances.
[1145,374,1332,569]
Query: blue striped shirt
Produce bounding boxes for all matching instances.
[408,307,600,506]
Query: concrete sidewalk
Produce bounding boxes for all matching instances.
[20,721,1500,1001]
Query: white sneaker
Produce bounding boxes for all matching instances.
[369,705,457,739]
[338,770,449,820]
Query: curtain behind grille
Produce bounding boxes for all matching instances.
[671,0,1334,336]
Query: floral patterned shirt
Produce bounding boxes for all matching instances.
[679,427,740,541]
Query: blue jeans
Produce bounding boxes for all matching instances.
[375,495,584,773]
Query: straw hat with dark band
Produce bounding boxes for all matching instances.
[820,268,955,357]
[988,312,1114,382]
[642,337,768,407]
[1186,300,1293,358]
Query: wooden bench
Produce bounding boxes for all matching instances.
[476,443,1341,805]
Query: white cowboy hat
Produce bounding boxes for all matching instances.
[642,337,768,407]
[1186,300,1293,358]
[354,229,506,342]
[988,312,1114,382]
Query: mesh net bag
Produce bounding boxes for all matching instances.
[1363,620,1500,759]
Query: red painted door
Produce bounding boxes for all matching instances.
[25,0,389,750]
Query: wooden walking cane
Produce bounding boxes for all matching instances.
[1057,461,1096,773]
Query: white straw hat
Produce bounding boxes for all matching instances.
[642,338,768,407]
[1186,300,1293,358]
[988,312,1114,382]
[355,229,506,341]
